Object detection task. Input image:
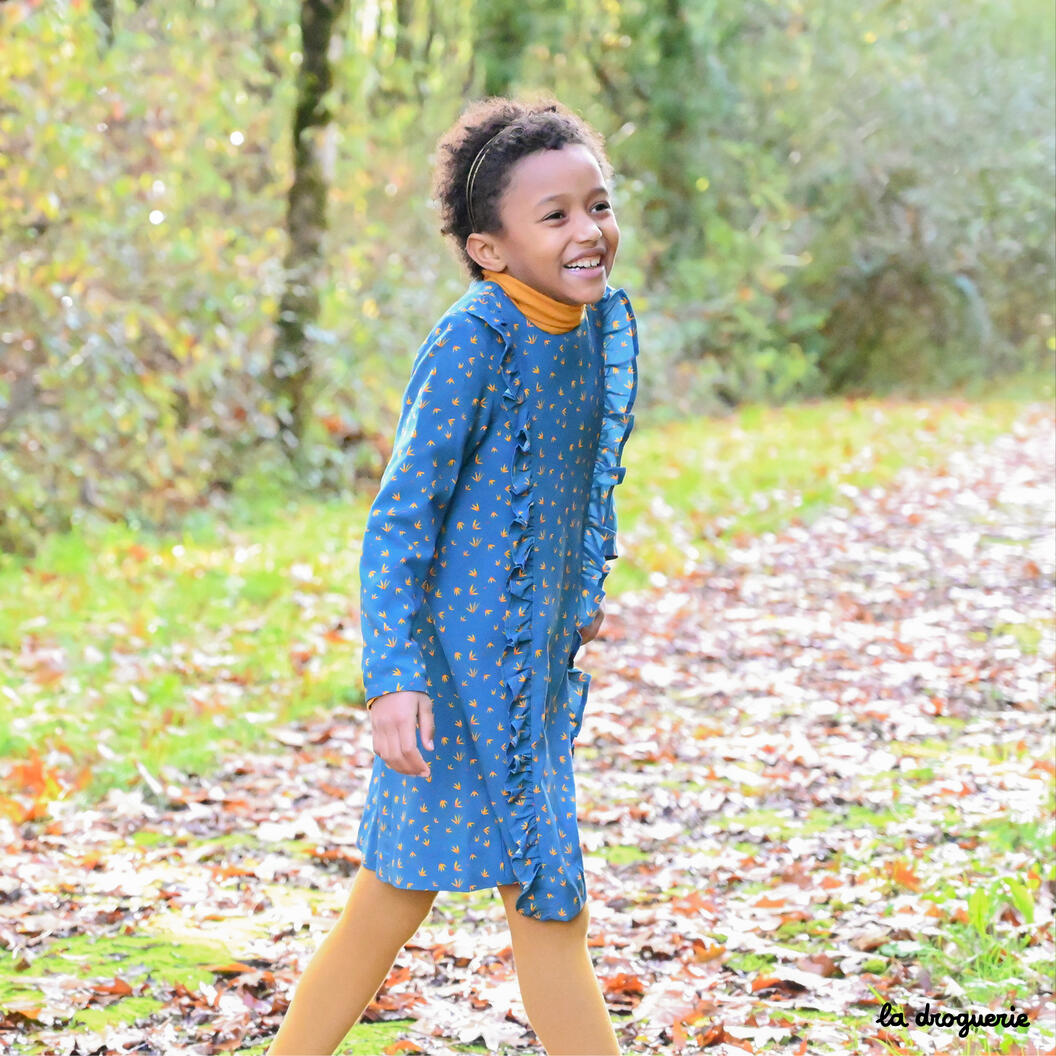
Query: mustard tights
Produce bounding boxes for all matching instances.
[266,865,621,1055]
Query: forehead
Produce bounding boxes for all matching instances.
[501,143,606,205]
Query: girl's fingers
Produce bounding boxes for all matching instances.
[577,609,604,644]
[397,718,430,777]
[418,696,435,752]
[370,693,432,776]
[375,722,416,776]
[374,728,394,770]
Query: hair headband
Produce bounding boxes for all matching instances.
[465,124,514,233]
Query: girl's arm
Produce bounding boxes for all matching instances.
[359,313,498,705]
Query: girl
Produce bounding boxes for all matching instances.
[267,96,639,1056]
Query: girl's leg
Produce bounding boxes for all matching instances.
[498,883,621,1056]
[267,865,438,1055]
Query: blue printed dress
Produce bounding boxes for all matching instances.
[355,278,639,921]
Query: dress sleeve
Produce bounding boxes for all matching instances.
[575,289,640,631]
[359,313,498,704]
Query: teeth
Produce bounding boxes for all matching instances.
[565,256,601,270]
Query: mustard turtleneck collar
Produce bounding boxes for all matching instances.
[482,269,586,334]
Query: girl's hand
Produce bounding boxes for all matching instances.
[577,604,605,645]
[368,691,434,778]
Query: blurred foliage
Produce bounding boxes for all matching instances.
[0,0,1053,557]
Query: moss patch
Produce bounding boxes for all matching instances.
[0,932,228,1045]
[12,932,224,989]
[69,996,166,1031]
[236,1018,493,1055]
[990,620,1048,655]
[591,844,652,865]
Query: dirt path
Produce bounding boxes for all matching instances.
[3,405,1053,1055]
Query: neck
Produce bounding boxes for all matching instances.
[482,269,586,334]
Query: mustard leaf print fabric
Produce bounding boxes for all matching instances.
[356,280,640,921]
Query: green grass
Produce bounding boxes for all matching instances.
[232,1020,491,1055]
[913,874,1044,1007]
[591,843,652,865]
[0,932,218,1043]
[990,620,1050,656]
[0,374,1050,805]
[717,803,917,839]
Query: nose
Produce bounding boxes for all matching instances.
[574,209,603,243]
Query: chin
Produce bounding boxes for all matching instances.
[573,280,609,306]
[557,273,610,306]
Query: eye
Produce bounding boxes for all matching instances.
[593,201,612,212]
[543,211,565,221]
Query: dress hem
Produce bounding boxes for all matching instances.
[357,854,521,894]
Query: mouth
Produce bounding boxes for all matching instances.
[562,253,605,278]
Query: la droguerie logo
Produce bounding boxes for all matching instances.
[877,1001,1030,1040]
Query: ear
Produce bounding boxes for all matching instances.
[465,231,507,274]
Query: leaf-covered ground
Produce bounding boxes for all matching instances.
[2,405,1054,1055]
[0,386,1039,797]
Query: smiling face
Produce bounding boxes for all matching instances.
[465,143,620,305]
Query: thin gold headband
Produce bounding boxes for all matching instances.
[465,125,513,233]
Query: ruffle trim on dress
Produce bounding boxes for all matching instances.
[458,280,639,920]
[575,288,641,633]
[462,279,547,917]
[499,348,544,916]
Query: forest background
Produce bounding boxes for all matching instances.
[1,0,1053,559]
[1,2,1054,1050]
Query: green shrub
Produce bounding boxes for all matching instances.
[1,0,1051,557]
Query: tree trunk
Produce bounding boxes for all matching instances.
[644,0,698,280]
[582,0,702,280]
[394,0,415,66]
[474,0,530,97]
[365,0,431,114]
[270,0,348,465]
[91,0,114,49]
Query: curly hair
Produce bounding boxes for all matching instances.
[431,95,614,281]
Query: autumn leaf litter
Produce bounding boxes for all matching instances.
[1,407,1053,1055]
